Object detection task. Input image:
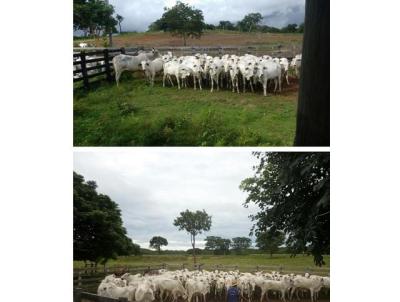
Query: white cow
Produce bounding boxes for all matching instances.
[112,48,159,85]
[135,281,155,302]
[291,54,302,78]
[186,278,210,302]
[141,58,164,86]
[156,278,188,302]
[289,276,324,302]
[254,60,282,96]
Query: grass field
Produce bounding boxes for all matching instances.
[74,74,298,146]
[74,31,303,49]
[73,254,329,274]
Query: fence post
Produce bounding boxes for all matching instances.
[80,51,89,89]
[73,288,82,302]
[104,48,112,83]
[78,271,82,287]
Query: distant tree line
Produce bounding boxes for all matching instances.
[147,2,304,43]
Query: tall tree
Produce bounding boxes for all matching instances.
[73,0,117,45]
[149,236,168,253]
[173,209,212,264]
[73,172,139,266]
[231,237,252,254]
[294,0,330,146]
[116,14,124,33]
[151,1,205,46]
[255,230,285,257]
[238,13,263,32]
[240,152,330,266]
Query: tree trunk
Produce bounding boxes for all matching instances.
[294,0,330,146]
[191,234,197,264]
[108,31,113,47]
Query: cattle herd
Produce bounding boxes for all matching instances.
[97,269,329,302]
[111,49,302,96]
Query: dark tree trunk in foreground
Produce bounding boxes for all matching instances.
[108,32,113,47]
[294,0,330,146]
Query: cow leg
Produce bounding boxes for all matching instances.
[279,75,282,92]
[176,75,180,90]
[115,70,122,86]
[163,73,166,87]
[243,77,246,93]
[310,289,314,302]
[198,76,202,90]
[151,74,155,87]
[286,72,290,85]
[216,76,220,91]
[211,77,214,92]
[263,82,267,96]
[168,75,174,87]
[250,80,254,93]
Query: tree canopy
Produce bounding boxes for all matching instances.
[173,209,212,263]
[205,236,231,255]
[73,0,117,37]
[73,172,140,265]
[231,237,252,254]
[255,230,285,257]
[148,1,205,46]
[149,236,168,253]
[237,13,263,32]
[240,152,330,266]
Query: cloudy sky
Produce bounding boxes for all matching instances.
[74,149,262,250]
[109,0,305,32]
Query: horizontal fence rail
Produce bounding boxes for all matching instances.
[73,46,300,89]
[74,288,128,302]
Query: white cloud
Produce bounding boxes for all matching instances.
[74,149,260,250]
[109,0,305,32]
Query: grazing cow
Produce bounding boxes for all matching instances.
[79,43,88,48]
[156,278,188,302]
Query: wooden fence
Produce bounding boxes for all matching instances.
[73,45,299,89]
[74,288,127,302]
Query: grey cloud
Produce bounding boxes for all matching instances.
[109,0,305,32]
[73,149,260,250]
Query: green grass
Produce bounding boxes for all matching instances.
[73,254,329,274]
[74,75,297,146]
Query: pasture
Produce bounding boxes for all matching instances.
[74,74,297,146]
[73,254,329,274]
[73,31,303,50]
